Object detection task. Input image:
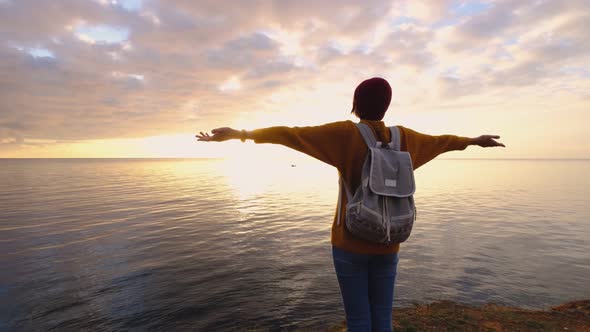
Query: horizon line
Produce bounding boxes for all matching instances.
[1,157,589,161]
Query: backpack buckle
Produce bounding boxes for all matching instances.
[376,141,390,149]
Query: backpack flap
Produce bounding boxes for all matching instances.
[368,148,415,197]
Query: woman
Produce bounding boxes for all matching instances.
[196,77,504,332]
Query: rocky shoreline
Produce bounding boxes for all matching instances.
[327,300,590,331]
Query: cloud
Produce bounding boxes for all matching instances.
[206,32,282,69]
[378,23,435,69]
[404,0,453,22]
[428,0,590,99]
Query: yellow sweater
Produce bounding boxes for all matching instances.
[250,119,472,255]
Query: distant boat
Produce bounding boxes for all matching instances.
[291,164,296,167]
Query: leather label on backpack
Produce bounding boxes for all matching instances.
[385,179,397,187]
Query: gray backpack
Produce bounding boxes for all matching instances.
[337,123,416,244]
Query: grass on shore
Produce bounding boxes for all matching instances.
[326,300,590,332]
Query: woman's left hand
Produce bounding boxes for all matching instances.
[196,127,240,142]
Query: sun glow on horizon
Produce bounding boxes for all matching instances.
[0,133,317,160]
[2,87,589,160]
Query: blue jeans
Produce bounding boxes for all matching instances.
[332,246,399,332]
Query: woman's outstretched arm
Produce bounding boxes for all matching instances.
[398,126,505,169]
[196,122,354,169]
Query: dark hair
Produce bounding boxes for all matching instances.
[351,77,392,121]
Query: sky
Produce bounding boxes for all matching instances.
[0,0,588,159]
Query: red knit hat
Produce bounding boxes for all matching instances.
[351,77,392,121]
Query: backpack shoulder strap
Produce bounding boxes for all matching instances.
[356,122,378,148]
[336,175,352,226]
[388,126,401,151]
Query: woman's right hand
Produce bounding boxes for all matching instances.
[196,127,240,142]
[471,135,505,148]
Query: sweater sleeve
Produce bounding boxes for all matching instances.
[399,126,472,169]
[249,121,353,169]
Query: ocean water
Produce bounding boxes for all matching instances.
[0,158,588,331]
